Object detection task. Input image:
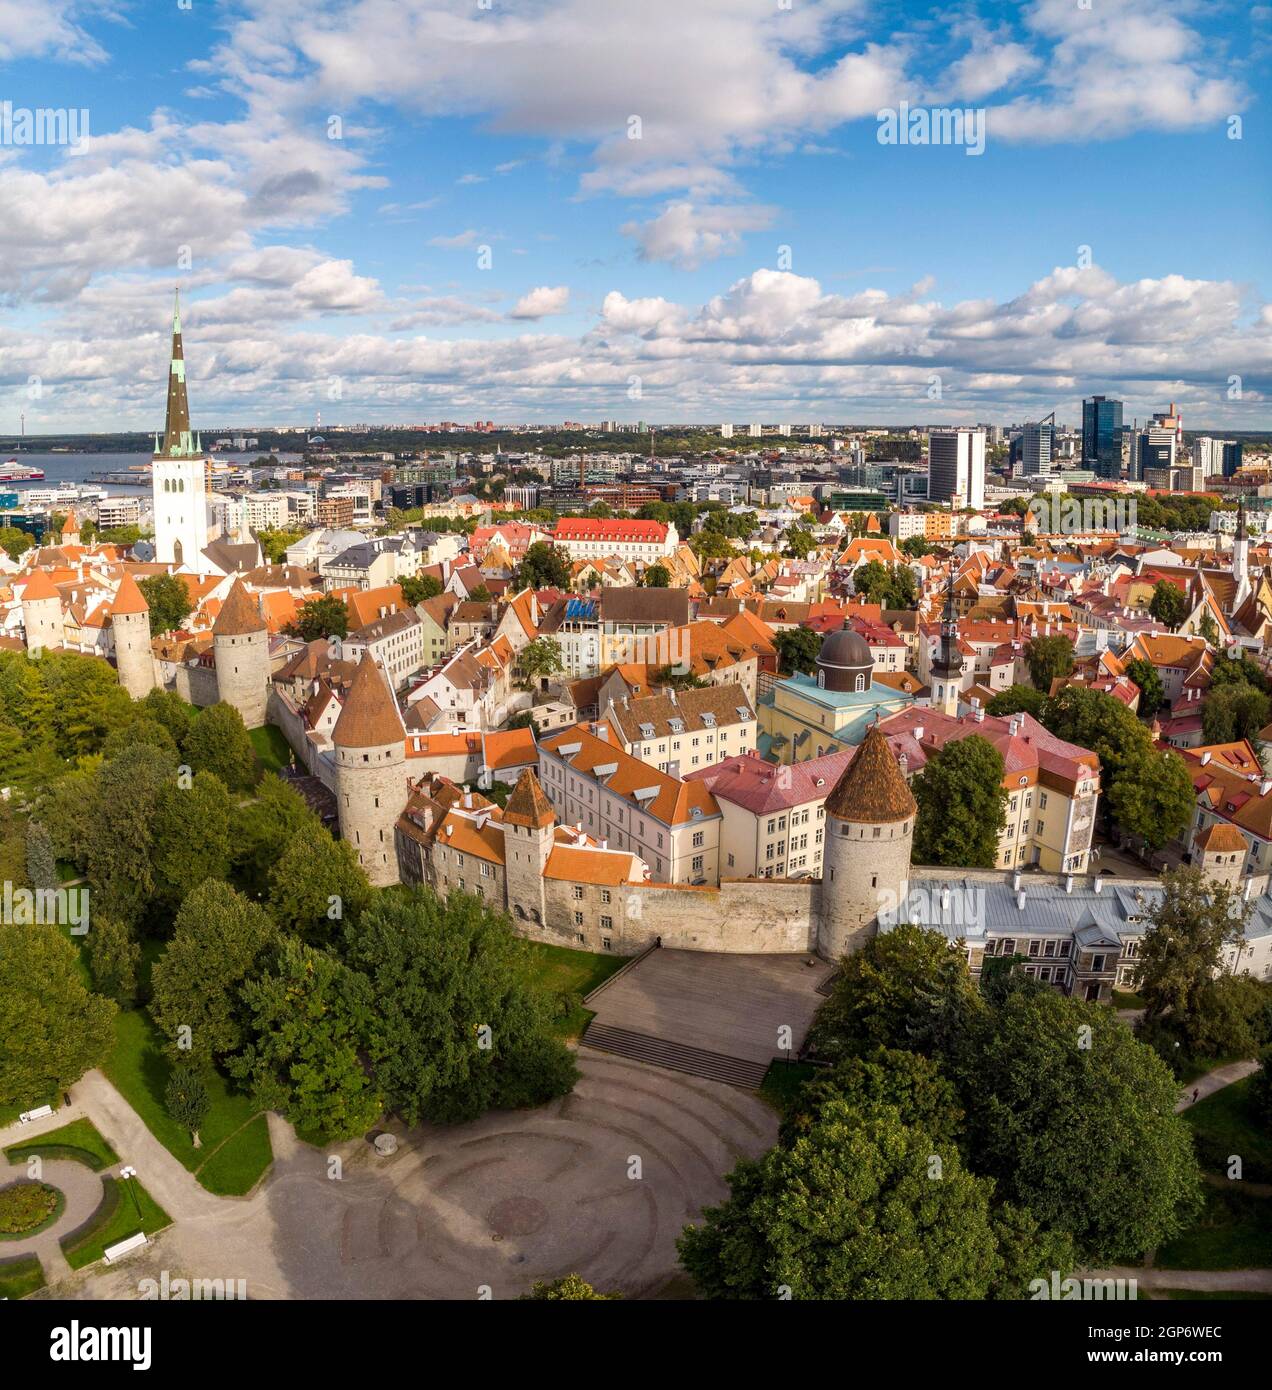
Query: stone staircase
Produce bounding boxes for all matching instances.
[581,1023,771,1090]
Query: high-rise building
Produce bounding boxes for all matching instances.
[1020,412,1055,476]
[1082,396,1124,481]
[927,427,986,511]
[1193,437,1242,479]
[720,423,733,439]
[1131,426,1176,482]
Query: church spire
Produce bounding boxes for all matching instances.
[932,564,960,677]
[157,288,194,459]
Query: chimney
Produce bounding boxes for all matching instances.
[1009,715,1021,736]
[1012,869,1022,891]
[1262,779,1272,796]
[601,839,608,850]
[914,724,925,741]
[1244,877,1254,901]
[1094,877,1103,894]
[1016,890,1027,910]
[1065,875,1074,894]
[940,886,951,912]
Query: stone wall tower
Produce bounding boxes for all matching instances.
[501,769,556,930]
[212,577,269,729]
[332,651,407,887]
[1194,823,1248,891]
[111,572,156,699]
[815,722,917,960]
[20,570,63,655]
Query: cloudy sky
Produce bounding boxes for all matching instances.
[2,0,1269,432]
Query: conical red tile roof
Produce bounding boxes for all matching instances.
[502,768,555,829]
[332,652,404,749]
[111,572,150,616]
[212,577,264,636]
[824,723,916,824]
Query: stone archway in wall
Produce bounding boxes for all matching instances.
[173,539,183,566]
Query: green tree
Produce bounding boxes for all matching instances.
[1123,657,1164,719]
[256,529,304,564]
[1201,682,1271,745]
[400,573,443,603]
[0,923,116,1107]
[165,1066,210,1148]
[0,525,34,561]
[149,881,279,1067]
[24,820,58,891]
[1105,747,1196,851]
[520,1275,619,1300]
[38,651,134,757]
[230,938,382,1141]
[958,982,1203,1261]
[81,744,178,925]
[1139,866,1248,1048]
[86,914,141,1007]
[988,1201,1077,1301]
[286,594,349,641]
[343,889,578,1125]
[783,527,816,560]
[643,564,670,588]
[267,821,371,945]
[1210,653,1270,693]
[774,627,822,675]
[519,541,570,590]
[101,717,178,762]
[518,637,565,684]
[986,685,1048,719]
[806,924,985,1063]
[232,774,320,899]
[1198,610,1220,648]
[912,734,1008,868]
[138,573,193,636]
[469,584,493,603]
[150,771,234,911]
[1025,634,1074,691]
[137,688,197,748]
[853,560,917,609]
[1149,579,1188,630]
[678,1100,1001,1299]
[182,703,258,792]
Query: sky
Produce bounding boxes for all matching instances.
[1,0,1270,433]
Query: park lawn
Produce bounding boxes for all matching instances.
[1111,990,1146,1009]
[521,941,628,1040]
[1155,1187,1272,1271]
[101,1008,272,1191]
[63,1177,171,1272]
[0,1254,46,1299]
[195,1114,273,1197]
[1179,1054,1246,1086]
[1185,1078,1272,1183]
[249,724,293,775]
[4,1117,119,1171]
[0,1095,58,1130]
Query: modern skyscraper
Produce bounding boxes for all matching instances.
[1022,412,1055,475]
[1193,437,1242,479]
[1082,396,1124,480]
[927,427,986,510]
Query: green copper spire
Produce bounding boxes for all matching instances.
[157,288,195,459]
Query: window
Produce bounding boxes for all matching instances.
[600,889,611,905]
[572,886,584,900]
[692,830,704,848]
[600,915,613,931]
[573,911,584,926]
[727,852,735,867]
[692,855,703,873]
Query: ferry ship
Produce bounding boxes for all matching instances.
[0,459,46,480]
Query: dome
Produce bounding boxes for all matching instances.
[816,628,874,693]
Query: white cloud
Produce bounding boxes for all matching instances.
[621,202,776,270]
[509,285,571,319]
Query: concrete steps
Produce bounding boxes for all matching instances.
[582,1024,770,1090]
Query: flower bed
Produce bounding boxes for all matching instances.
[0,1181,63,1238]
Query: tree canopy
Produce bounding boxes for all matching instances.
[912,734,1007,869]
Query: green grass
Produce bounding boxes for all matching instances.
[0,1095,58,1130]
[249,724,294,775]
[521,941,628,1040]
[1155,1186,1272,1271]
[195,1115,273,1197]
[0,1253,46,1299]
[61,1175,171,1272]
[1179,1054,1245,1086]
[1185,1078,1272,1184]
[1112,990,1146,1009]
[5,1117,119,1171]
[760,1060,821,1115]
[101,1008,272,1192]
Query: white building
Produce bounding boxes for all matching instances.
[927,428,986,511]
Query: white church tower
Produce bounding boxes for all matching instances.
[152,290,211,571]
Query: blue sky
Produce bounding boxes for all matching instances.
[1,0,1269,431]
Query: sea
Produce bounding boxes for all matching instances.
[1,450,305,503]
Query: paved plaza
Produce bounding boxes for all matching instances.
[25,1051,777,1301]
